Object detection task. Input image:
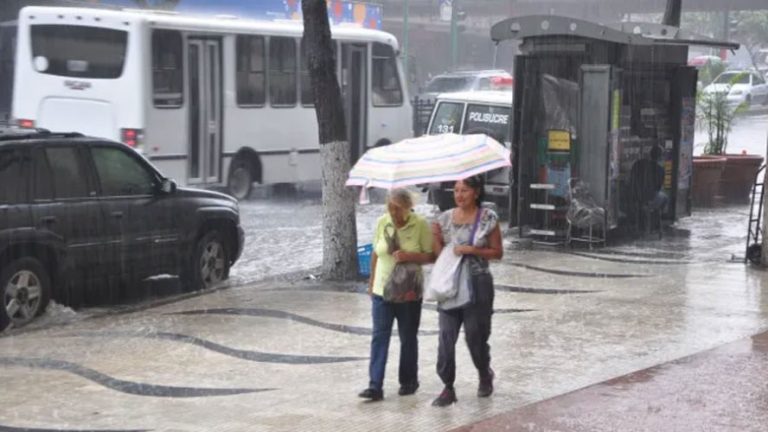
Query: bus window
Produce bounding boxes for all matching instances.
[152,30,183,108]
[236,35,266,107]
[269,37,297,107]
[428,102,463,135]
[463,104,511,143]
[371,43,403,106]
[0,24,16,122]
[300,42,313,106]
[31,25,127,79]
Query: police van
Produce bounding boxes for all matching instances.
[425,91,513,213]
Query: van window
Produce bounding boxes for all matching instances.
[463,104,511,143]
[428,102,463,135]
[152,30,184,107]
[31,25,127,79]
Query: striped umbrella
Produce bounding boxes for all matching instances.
[346,133,512,190]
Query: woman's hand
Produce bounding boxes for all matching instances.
[453,245,476,256]
[393,250,411,263]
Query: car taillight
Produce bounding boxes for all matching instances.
[121,128,144,149]
[17,119,35,129]
[490,76,514,89]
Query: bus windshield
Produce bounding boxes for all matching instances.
[31,25,128,79]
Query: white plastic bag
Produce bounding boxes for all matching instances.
[439,258,473,310]
[425,245,463,302]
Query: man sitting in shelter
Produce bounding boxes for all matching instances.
[628,145,668,232]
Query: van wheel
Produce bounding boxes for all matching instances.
[228,160,254,200]
[183,231,230,292]
[1,258,51,331]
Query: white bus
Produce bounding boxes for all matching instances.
[12,6,412,198]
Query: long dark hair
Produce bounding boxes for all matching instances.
[460,175,485,207]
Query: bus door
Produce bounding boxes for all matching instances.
[187,38,222,185]
[341,43,367,163]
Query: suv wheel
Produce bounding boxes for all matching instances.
[184,231,230,292]
[1,258,51,331]
[228,160,254,200]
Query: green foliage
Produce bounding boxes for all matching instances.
[697,72,748,155]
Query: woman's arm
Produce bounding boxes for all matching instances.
[367,252,378,296]
[393,250,433,264]
[432,222,445,257]
[454,223,503,261]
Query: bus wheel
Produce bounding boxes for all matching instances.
[228,161,254,200]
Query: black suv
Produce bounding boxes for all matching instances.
[0,129,244,331]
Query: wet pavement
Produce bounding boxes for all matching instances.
[2,113,768,431]
[1,191,767,431]
[453,330,768,432]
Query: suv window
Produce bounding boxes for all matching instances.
[34,147,89,200]
[91,147,156,196]
[429,102,464,135]
[463,104,511,143]
[0,149,24,204]
[31,25,127,79]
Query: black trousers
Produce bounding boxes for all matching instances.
[436,272,494,387]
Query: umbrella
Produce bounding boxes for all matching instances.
[346,133,512,191]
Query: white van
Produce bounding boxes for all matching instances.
[425,91,513,212]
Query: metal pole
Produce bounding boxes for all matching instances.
[450,0,458,70]
[762,134,768,266]
[402,0,409,77]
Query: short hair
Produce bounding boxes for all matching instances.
[388,188,415,209]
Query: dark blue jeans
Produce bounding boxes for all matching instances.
[368,295,422,391]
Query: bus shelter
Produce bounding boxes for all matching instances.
[491,16,738,245]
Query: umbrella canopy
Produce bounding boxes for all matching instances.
[346,133,512,190]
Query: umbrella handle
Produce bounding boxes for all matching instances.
[359,184,371,205]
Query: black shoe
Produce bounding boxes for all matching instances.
[398,382,419,396]
[358,388,383,401]
[477,368,495,398]
[431,387,457,407]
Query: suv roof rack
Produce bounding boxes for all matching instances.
[0,127,84,142]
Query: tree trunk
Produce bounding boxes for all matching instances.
[662,0,682,27]
[302,0,358,280]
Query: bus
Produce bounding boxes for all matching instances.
[12,6,412,199]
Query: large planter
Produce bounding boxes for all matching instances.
[692,156,726,207]
[720,154,764,204]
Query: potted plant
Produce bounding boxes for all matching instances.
[694,72,763,206]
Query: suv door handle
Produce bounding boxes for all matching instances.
[111,211,124,219]
[40,216,57,224]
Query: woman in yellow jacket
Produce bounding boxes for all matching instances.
[358,189,434,401]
